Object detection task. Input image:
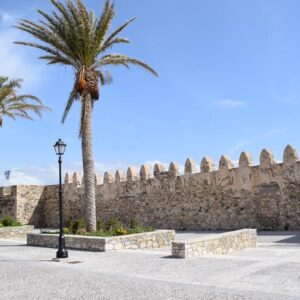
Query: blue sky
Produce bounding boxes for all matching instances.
[0,0,299,185]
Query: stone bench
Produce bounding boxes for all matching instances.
[172,229,257,258]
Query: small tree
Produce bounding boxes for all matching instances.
[0,76,50,127]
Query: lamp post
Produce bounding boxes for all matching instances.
[53,139,68,259]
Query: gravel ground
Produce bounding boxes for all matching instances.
[0,231,299,300]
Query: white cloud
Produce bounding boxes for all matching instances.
[0,12,14,24]
[224,128,285,165]
[94,161,130,174]
[0,160,188,186]
[227,139,250,156]
[216,99,246,108]
[0,162,85,186]
[262,128,285,138]
[273,95,298,104]
[0,14,47,90]
[0,165,57,186]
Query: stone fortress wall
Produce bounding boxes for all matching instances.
[1,144,300,230]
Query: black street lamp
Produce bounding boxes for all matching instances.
[53,139,68,259]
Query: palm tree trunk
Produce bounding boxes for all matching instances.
[81,93,96,232]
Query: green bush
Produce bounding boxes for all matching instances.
[127,226,154,235]
[1,217,21,227]
[96,219,105,231]
[50,217,155,237]
[130,218,140,229]
[2,217,14,226]
[116,228,127,235]
[66,220,72,231]
[76,228,87,236]
[106,218,122,231]
[63,227,70,234]
[71,218,86,234]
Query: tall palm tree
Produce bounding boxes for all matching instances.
[0,76,49,127]
[15,0,158,231]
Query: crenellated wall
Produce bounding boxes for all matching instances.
[1,145,300,230]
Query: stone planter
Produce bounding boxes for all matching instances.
[0,225,34,239]
[27,229,175,251]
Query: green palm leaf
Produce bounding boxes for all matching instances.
[0,76,50,127]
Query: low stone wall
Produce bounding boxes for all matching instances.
[0,225,34,239]
[105,229,175,250]
[27,230,175,251]
[172,229,257,258]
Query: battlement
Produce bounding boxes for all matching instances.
[63,144,300,190]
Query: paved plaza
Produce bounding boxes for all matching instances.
[0,231,300,299]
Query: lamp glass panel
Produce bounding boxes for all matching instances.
[58,143,66,155]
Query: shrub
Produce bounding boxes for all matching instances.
[66,219,73,231]
[1,217,21,227]
[130,218,140,229]
[63,227,70,234]
[106,218,122,231]
[53,217,154,237]
[116,228,127,236]
[76,228,87,236]
[96,219,105,231]
[127,226,154,235]
[71,218,86,234]
[2,217,14,226]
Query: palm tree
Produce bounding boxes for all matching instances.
[0,76,49,127]
[15,0,158,231]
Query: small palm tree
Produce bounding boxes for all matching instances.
[15,0,158,231]
[0,76,49,127]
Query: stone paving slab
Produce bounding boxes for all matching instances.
[0,260,297,300]
[0,231,299,299]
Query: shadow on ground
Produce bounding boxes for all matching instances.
[257,231,300,244]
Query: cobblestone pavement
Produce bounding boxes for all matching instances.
[0,231,299,300]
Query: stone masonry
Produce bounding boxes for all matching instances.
[172,229,257,258]
[0,225,34,239]
[27,230,175,251]
[1,145,300,230]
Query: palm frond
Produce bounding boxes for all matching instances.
[100,37,131,53]
[0,76,50,127]
[96,70,112,85]
[93,54,158,76]
[94,1,115,48]
[62,87,79,123]
[100,17,135,52]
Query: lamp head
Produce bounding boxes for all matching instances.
[54,139,66,156]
